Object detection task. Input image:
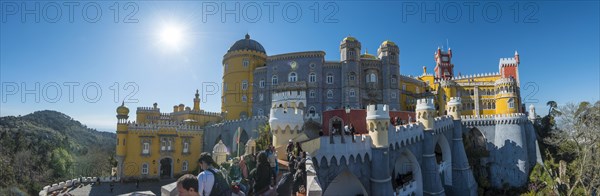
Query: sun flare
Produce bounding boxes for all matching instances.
[158,24,185,49]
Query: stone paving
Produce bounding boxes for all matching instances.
[62,179,176,196]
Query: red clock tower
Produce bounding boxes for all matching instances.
[434,47,454,80]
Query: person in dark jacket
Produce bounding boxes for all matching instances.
[250,151,272,195]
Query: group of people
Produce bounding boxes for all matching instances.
[286,140,308,194]
[177,146,289,196]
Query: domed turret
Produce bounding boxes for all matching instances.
[117,101,129,116]
[212,140,229,165]
[340,36,361,61]
[227,34,266,53]
[222,34,268,120]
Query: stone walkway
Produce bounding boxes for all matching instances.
[64,179,176,196]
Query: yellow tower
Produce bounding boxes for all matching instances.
[193,89,200,112]
[222,34,267,120]
[366,104,390,148]
[494,78,519,114]
[115,102,129,178]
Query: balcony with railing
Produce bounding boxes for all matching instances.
[395,179,417,196]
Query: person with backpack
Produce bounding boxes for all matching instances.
[197,152,232,196]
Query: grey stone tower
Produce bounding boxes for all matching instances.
[416,98,445,195]
[447,97,478,195]
[366,104,394,195]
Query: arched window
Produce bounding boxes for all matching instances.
[182,161,188,171]
[327,74,334,84]
[272,75,278,85]
[259,93,264,101]
[183,142,189,153]
[142,163,149,174]
[242,95,247,102]
[391,75,397,84]
[508,98,515,108]
[241,80,248,90]
[257,109,264,116]
[309,90,316,98]
[348,72,356,81]
[327,90,334,99]
[259,79,265,88]
[309,72,317,83]
[367,73,377,83]
[288,72,297,82]
[243,58,250,68]
[142,142,150,154]
[349,89,356,97]
[309,106,316,114]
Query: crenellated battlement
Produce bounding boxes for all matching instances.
[366,104,389,120]
[461,113,528,126]
[433,116,454,133]
[494,77,517,85]
[272,91,306,103]
[137,107,160,112]
[310,135,373,166]
[389,123,425,150]
[416,98,435,110]
[126,121,204,132]
[499,57,518,67]
[447,72,500,81]
[204,116,268,128]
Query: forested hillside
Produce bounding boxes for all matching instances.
[0,110,116,195]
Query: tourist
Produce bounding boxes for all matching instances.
[197,153,216,195]
[286,139,294,161]
[250,151,275,196]
[292,160,307,194]
[177,174,200,196]
[350,123,356,142]
[266,147,278,186]
[293,142,303,157]
[344,123,350,135]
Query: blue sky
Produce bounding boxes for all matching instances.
[1,1,598,132]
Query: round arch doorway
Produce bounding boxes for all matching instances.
[160,158,173,179]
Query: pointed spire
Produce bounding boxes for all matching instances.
[515,50,519,55]
[245,33,250,39]
[121,101,125,106]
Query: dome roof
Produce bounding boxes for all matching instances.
[116,102,129,115]
[213,140,228,154]
[227,34,265,53]
[342,36,358,42]
[360,49,377,60]
[360,53,377,60]
[381,40,396,47]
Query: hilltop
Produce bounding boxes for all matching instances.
[0,110,116,195]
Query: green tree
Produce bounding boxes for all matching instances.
[255,123,271,152]
[544,101,600,195]
[50,148,74,178]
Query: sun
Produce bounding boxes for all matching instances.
[158,23,185,50]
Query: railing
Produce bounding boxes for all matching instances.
[396,179,417,196]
